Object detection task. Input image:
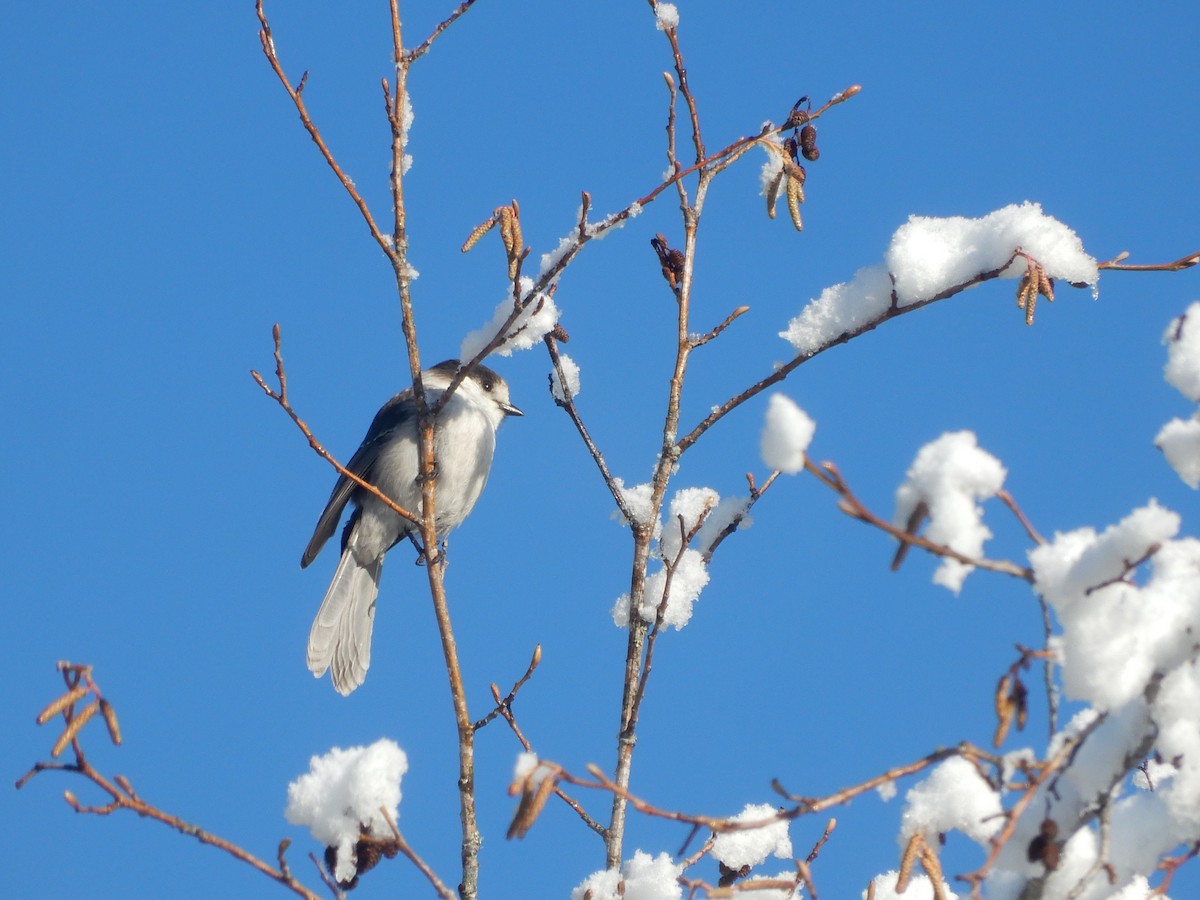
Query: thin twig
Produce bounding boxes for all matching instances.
[404,0,480,62]
[545,333,639,525]
[997,488,1045,545]
[805,458,1033,581]
[20,665,323,900]
[486,683,606,838]
[1097,250,1199,272]
[807,818,837,864]
[378,807,456,900]
[653,2,705,163]
[256,0,393,259]
[701,471,779,563]
[960,714,1108,896]
[472,645,542,732]
[250,324,419,528]
[676,250,1024,455]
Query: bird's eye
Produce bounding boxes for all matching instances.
[482,379,494,391]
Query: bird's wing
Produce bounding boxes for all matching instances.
[300,390,416,567]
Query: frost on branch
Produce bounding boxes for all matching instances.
[710,802,793,870]
[284,739,408,887]
[781,203,1098,354]
[759,393,816,475]
[1156,302,1200,487]
[459,277,559,360]
[571,850,683,900]
[893,431,1006,593]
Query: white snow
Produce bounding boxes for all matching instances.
[1157,303,1200,487]
[864,871,959,900]
[551,354,581,402]
[888,203,1096,304]
[1154,663,1200,835]
[893,431,1006,593]
[459,278,559,360]
[758,131,785,211]
[1030,502,1189,710]
[737,872,804,899]
[710,803,793,870]
[1109,878,1168,900]
[781,203,1098,354]
[571,851,683,900]
[1157,417,1200,488]
[583,202,642,239]
[613,548,709,630]
[512,751,538,781]
[900,756,1002,846]
[611,485,745,630]
[873,313,1200,899]
[759,394,816,474]
[654,2,679,31]
[694,495,752,555]
[539,234,578,280]
[660,487,718,560]
[611,478,661,538]
[1163,303,1200,402]
[780,263,894,354]
[284,739,408,886]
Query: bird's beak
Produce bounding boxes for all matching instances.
[501,402,524,417]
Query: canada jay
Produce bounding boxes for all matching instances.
[301,360,522,695]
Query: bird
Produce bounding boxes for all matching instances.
[301,360,522,695]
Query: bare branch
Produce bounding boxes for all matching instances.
[20,664,323,900]
[404,0,481,63]
[250,325,420,528]
[255,0,393,260]
[1098,250,1199,272]
[378,807,456,900]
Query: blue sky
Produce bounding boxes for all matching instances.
[4,2,1199,897]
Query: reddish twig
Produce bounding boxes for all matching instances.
[250,324,419,528]
[996,488,1045,546]
[403,0,480,62]
[256,0,392,259]
[377,807,455,900]
[1097,250,1199,272]
[675,250,1024,455]
[19,664,323,900]
[472,644,542,733]
[804,458,1033,581]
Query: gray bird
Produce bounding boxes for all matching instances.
[302,360,522,695]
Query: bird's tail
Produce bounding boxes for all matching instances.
[307,545,382,696]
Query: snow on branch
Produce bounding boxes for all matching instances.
[892,432,1007,594]
[285,740,409,889]
[780,203,1098,354]
[1157,302,1200,488]
[459,278,560,361]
